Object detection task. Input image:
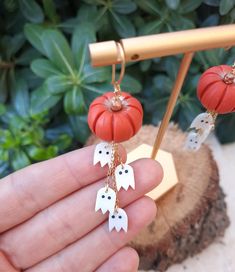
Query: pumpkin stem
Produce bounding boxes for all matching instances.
[110,96,122,111]
[224,64,235,84]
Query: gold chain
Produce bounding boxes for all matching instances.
[105,142,122,211]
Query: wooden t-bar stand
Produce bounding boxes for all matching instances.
[89,25,235,158]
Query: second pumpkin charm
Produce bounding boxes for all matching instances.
[185,63,235,152]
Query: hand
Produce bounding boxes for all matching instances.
[0,145,163,272]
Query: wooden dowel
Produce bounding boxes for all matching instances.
[151,52,194,159]
[89,25,235,66]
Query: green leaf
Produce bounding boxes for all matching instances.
[64,86,86,114]
[153,75,173,95]
[11,149,30,170]
[135,0,161,15]
[219,0,234,15]
[140,60,152,72]
[110,11,136,37]
[16,48,41,65]
[81,64,109,84]
[120,75,142,93]
[112,0,137,14]
[45,75,72,95]
[178,0,202,14]
[42,0,59,23]
[0,103,6,116]
[203,0,219,6]
[8,33,25,57]
[19,0,44,23]
[24,23,46,55]
[69,115,90,144]
[31,59,61,78]
[0,149,9,161]
[27,145,58,160]
[138,19,163,35]
[42,29,75,75]
[71,24,96,71]
[216,114,235,143]
[10,76,29,118]
[0,70,8,103]
[30,86,62,115]
[165,0,180,10]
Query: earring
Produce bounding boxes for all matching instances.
[185,63,235,151]
[88,43,143,232]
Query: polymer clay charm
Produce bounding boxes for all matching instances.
[186,63,235,151]
[109,208,128,232]
[88,44,143,232]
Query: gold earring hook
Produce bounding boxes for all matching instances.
[111,42,126,86]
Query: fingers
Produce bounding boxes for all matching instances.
[0,159,162,270]
[0,251,19,272]
[25,196,156,272]
[0,144,126,232]
[96,247,139,272]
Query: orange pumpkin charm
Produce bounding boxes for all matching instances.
[88,92,143,142]
[197,65,235,114]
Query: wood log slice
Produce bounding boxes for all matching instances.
[86,124,229,271]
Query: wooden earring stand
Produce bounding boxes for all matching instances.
[89,24,235,201]
[87,25,232,270]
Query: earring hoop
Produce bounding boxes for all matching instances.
[111,42,126,86]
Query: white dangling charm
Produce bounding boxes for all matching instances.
[95,187,116,214]
[184,131,202,151]
[115,164,135,191]
[93,142,112,167]
[109,208,128,232]
[190,112,214,131]
[185,111,216,151]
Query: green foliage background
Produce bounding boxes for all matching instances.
[1,0,235,177]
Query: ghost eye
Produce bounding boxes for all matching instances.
[195,141,198,144]
[99,150,102,154]
[119,171,122,175]
[190,139,193,142]
[111,215,115,219]
[101,195,105,198]
[201,120,204,122]
[108,196,111,200]
[106,151,109,155]
[125,170,128,173]
[118,216,122,219]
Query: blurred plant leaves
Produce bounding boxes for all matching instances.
[31,59,61,78]
[19,0,44,23]
[42,29,75,75]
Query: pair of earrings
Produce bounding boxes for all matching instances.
[87,43,143,232]
[185,63,235,151]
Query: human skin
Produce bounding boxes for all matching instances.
[0,145,163,272]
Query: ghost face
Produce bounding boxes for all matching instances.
[109,208,128,232]
[93,142,112,167]
[115,164,135,191]
[185,131,202,151]
[95,187,116,214]
[190,112,214,131]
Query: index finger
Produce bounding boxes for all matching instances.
[0,145,126,233]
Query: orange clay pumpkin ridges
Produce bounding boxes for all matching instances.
[197,65,235,114]
[88,92,143,143]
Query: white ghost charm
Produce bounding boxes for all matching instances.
[115,164,135,191]
[109,208,128,232]
[190,112,214,131]
[95,187,116,214]
[93,142,112,167]
[185,131,202,151]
